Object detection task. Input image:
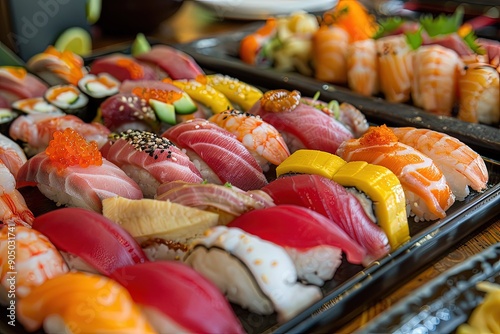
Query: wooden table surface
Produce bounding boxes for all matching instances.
[92,2,500,332]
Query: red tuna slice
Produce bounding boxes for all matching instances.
[228,204,365,265]
[119,79,182,94]
[16,152,143,213]
[135,45,205,80]
[33,207,148,276]
[89,54,158,82]
[262,174,390,265]
[162,118,267,191]
[100,130,203,198]
[248,101,354,154]
[110,261,245,334]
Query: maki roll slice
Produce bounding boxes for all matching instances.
[77,73,121,114]
[11,97,64,116]
[44,84,92,122]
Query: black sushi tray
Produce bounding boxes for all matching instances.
[173,22,500,159]
[1,41,500,334]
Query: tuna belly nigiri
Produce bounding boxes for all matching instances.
[101,130,203,198]
[390,127,488,200]
[262,174,390,264]
[248,89,354,154]
[17,129,143,213]
[228,205,367,285]
[337,125,455,221]
[162,118,268,191]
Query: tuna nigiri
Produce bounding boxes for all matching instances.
[337,125,455,221]
[390,127,488,200]
[101,130,203,198]
[0,226,68,299]
[162,118,268,191]
[17,128,143,213]
[228,205,366,285]
[89,53,158,82]
[18,272,156,333]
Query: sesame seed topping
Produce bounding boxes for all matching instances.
[110,129,176,158]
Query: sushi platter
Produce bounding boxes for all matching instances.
[1,34,500,334]
[173,22,500,159]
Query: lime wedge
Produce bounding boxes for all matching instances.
[54,27,92,56]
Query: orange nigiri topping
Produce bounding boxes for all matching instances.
[3,66,27,79]
[45,128,102,171]
[132,87,183,104]
[43,46,85,85]
[116,58,144,80]
[359,124,398,146]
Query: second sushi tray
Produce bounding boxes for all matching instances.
[1,37,500,334]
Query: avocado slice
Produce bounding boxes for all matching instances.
[173,93,197,115]
[131,33,151,57]
[149,99,176,125]
[54,27,92,56]
[86,0,102,24]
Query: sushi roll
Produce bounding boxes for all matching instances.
[16,128,143,213]
[110,261,245,334]
[11,97,64,116]
[18,272,156,333]
[0,226,68,301]
[227,205,367,285]
[100,129,203,198]
[77,73,120,116]
[184,225,323,322]
[33,208,149,276]
[44,84,92,122]
[0,109,19,140]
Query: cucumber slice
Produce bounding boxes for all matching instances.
[173,93,197,115]
[149,99,176,125]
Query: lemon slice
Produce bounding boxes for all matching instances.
[54,27,92,56]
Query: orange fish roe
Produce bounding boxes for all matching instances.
[116,58,144,80]
[359,124,398,146]
[131,87,183,104]
[260,89,301,113]
[45,128,102,171]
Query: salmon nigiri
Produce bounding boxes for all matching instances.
[336,125,455,221]
[312,25,349,84]
[347,38,379,96]
[390,127,488,200]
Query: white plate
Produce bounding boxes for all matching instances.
[195,0,338,20]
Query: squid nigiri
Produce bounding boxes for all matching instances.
[208,109,290,170]
[101,130,203,198]
[390,127,488,200]
[162,118,268,191]
[0,226,68,300]
[9,113,111,156]
[228,204,366,285]
[18,272,156,333]
[184,226,322,322]
[248,89,354,154]
[336,125,455,221]
[110,261,244,334]
[33,208,148,276]
[17,128,143,213]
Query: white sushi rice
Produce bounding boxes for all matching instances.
[285,245,343,286]
[142,242,187,262]
[405,190,440,222]
[279,131,306,154]
[346,187,377,223]
[182,149,222,184]
[37,184,99,212]
[120,164,159,199]
[59,251,100,274]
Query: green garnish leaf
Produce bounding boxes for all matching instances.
[312,91,321,102]
[463,30,486,55]
[327,100,340,120]
[419,6,464,37]
[405,27,424,50]
[373,16,405,39]
[223,182,233,188]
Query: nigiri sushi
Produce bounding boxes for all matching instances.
[208,109,290,170]
[336,125,455,221]
[33,208,148,276]
[0,162,34,228]
[228,205,366,285]
[0,226,68,300]
[262,174,390,264]
[312,25,349,84]
[0,132,27,178]
[16,128,143,213]
[375,34,413,103]
[18,272,156,333]
[26,46,87,86]
[89,53,158,82]
[184,226,323,322]
[9,113,111,156]
[162,118,268,191]
[100,130,203,198]
[248,89,354,154]
[156,180,275,225]
[390,127,488,200]
[0,66,48,103]
[110,261,245,334]
[411,44,463,116]
[347,38,379,96]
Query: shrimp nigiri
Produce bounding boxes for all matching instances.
[0,226,68,299]
[336,125,455,221]
[347,38,379,96]
[208,109,290,170]
[411,45,463,116]
[375,34,413,103]
[0,132,27,178]
[390,127,488,200]
[312,25,349,84]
